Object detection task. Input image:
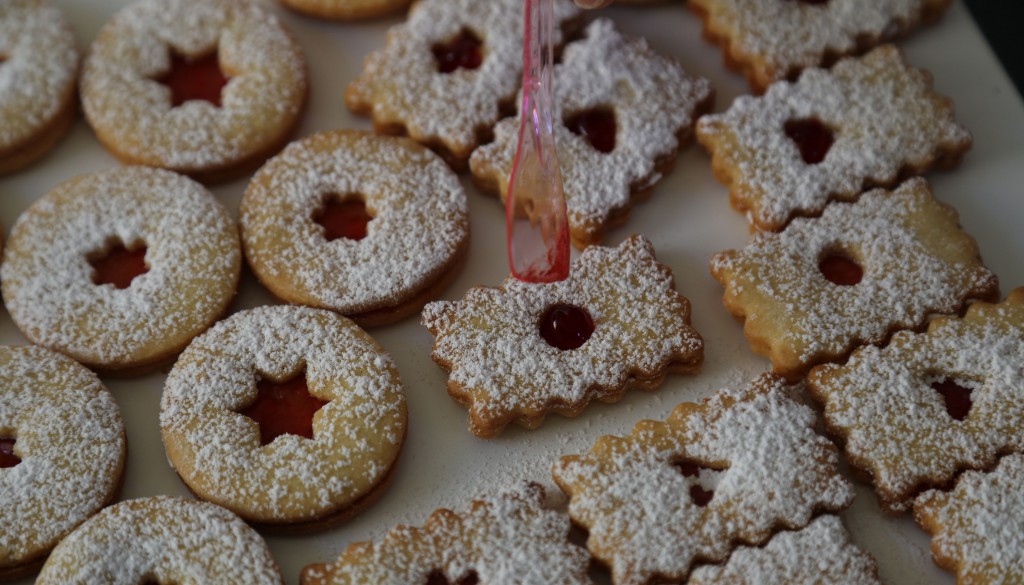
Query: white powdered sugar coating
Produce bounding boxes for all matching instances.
[552,374,854,585]
[305,483,591,585]
[710,178,997,378]
[808,289,1024,513]
[688,515,881,585]
[80,0,306,171]
[697,45,970,231]
[0,0,78,149]
[240,131,469,315]
[346,0,580,163]
[160,305,406,524]
[0,346,124,569]
[470,18,713,246]
[690,0,948,89]
[914,454,1024,583]
[421,235,703,437]
[0,166,241,370]
[36,497,283,584]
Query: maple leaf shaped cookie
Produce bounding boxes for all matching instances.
[422,235,703,438]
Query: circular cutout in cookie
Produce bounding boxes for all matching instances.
[539,304,595,350]
[784,118,834,164]
[564,107,617,153]
[155,51,229,108]
[0,437,20,468]
[818,251,863,286]
[88,239,149,289]
[432,28,483,73]
[314,194,374,242]
[930,377,975,421]
[239,371,328,446]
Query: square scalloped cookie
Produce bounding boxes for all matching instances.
[711,177,998,381]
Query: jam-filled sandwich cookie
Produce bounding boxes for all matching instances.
[711,178,998,381]
[241,130,469,327]
[808,288,1024,514]
[0,345,125,582]
[552,374,854,585]
[36,497,284,585]
[161,305,407,533]
[698,45,971,233]
[471,19,714,248]
[80,0,307,182]
[689,0,951,93]
[914,454,1024,584]
[302,483,591,585]
[0,0,78,175]
[346,0,581,170]
[278,0,411,21]
[422,235,703,438]
[1,167,241,376]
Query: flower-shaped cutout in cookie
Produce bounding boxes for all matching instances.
[552,374,854,585]
[422,235,703,438]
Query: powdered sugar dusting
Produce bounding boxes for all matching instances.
[552,373,854,585]
[160,305,406,524]
[36,496,283,584]
[0,166,241,370]
[470,18,713,246]
[0,346,124,568]
[697,45,970,231]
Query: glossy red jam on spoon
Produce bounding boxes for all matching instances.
[240,374,328,446]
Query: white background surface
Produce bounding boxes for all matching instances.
[5,1,1024,583]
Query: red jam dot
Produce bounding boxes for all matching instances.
[675,461,718,507]
[539,304,595,351]
[564,107,617,153]
[239,374,328,446]
[432,29,484,74]
[819,253,863,286]
[90,242,149,289]
[784,118,834,164]
[156,52,229,107]
[932,378,974,421]
[314,197,373,242]
[0,438,20,468]
[426,571,479,585]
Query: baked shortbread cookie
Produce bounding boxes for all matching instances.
[278,0,411,21]
[687,515,882,585]
[552,373,854,585]
[301,483,591,585]
[711,178,998,381]
[914,454,1024,585]
[346,0,581,170]
[470,18,714,248]
[422,235,703,438]
[688,0,951,93]
[808,288,1024,513]
[698,45,971,232]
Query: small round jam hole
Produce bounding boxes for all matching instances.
[239,373,328,446]
[564,107,617,153]
[89,241,149,289]
[156,51,229,108]
[432,28,484,74]
[539,304,595,351]
[784,118,834,164]
[426,570,480,585]
[314,196,374,242]
[674,461,718,508]
[0,438,20,468]
[819,253,863,286]
[931,378,974,421]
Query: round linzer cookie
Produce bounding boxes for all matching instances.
[0,345,125,582]
[278,0,411,21]
[0,0,79,175]
[552,373,855,585]
[36,497,284,585]
[80,0,308,182]
[301,483,591,585]
[160,305,407,533]
[1,167,242,376]
[240,130,469,327]
[422,235,704,438]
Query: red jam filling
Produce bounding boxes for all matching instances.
[426,571,479,585]
[90,242,149,289]
[819,253,862,286]
[784,118,834,164]
[932,378,974,421]
[156,52,229,107]
[564,107,617,153]
[0,438,20,468]
[539,304,595,351]
[239,374,328,446]
[314,197,373,242]
[432,29,484,73]
[675,461,717,507]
